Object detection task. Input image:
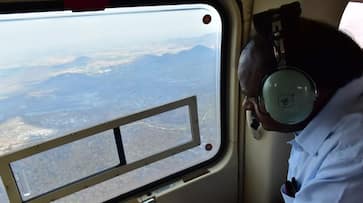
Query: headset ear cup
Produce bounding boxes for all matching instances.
[261,68,317,125]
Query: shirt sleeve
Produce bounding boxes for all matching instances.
[293,114,363,203]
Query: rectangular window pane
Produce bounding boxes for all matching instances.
[10,131,119,200]
[0,177,10,203]
[122,106,192,163]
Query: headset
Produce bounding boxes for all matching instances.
[252,2,318,125]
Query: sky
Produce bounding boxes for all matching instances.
[0,4,221,68]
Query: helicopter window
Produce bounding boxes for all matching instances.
[0,4,222,202]
[339,1,363,48]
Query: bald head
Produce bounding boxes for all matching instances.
[238,35,276,97]
[239,18,363,98]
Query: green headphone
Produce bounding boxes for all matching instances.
[253,2,318,125]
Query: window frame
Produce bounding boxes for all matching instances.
[0,0,240,202]
[1,96,201,202]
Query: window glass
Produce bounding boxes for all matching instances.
[339,2,363,47]
[10,131,119,200]
[122,106,192,163]
[0,177,10,203]
[54,146,209,203]
[0,3,221,202]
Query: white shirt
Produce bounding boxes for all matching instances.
[281,75,363,203]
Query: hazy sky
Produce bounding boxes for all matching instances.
[0,4,221,68]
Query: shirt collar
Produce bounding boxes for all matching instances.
[295,76,363,156]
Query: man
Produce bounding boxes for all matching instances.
[238,5,363,203]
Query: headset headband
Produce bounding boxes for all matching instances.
[253,2,301,66]
[253,2,301,37]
